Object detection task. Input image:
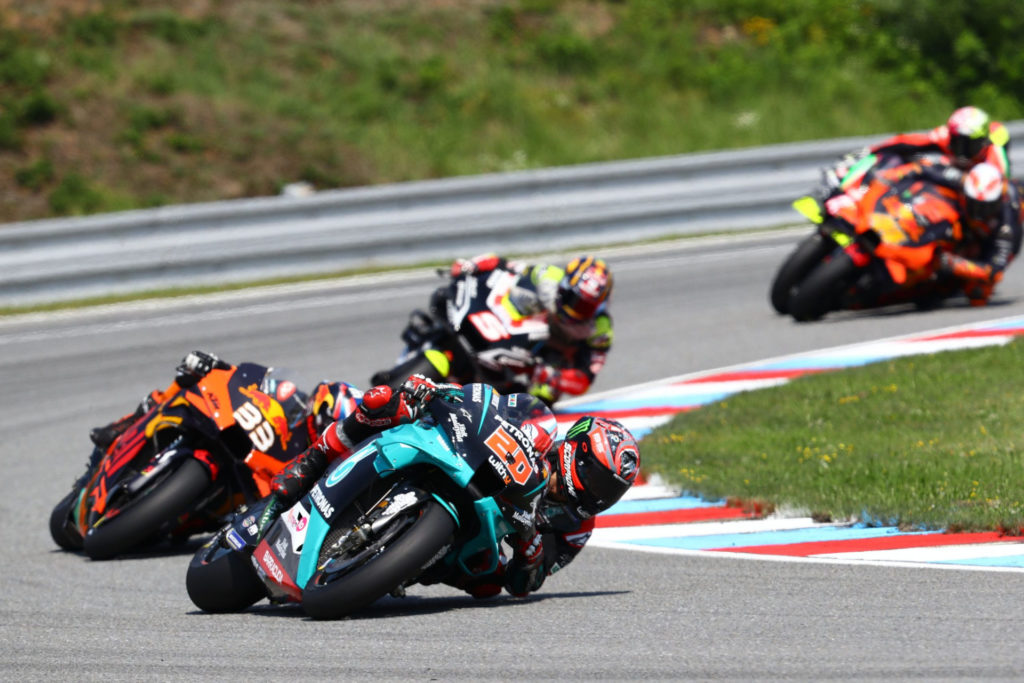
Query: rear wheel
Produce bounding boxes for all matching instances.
[302,500,455,620]
[82,458,211,560]
[186,540,266,613]
[788,252,858,322]
[49,487,85,551]
[770,234,833,314]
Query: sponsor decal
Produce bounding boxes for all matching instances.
[488,454,512,485]
[507,394,518,407]
[276,380,297,402]
[448,414,468,443]
[282,503,309,553]
[498,417,535,457]
[242,515,256,528]
[325,445,374,487]
[561,443,577,498]
[380,492,419,521]
[511,507,533,528]
[238,385,293,448]
[310,484,335,519]
[226,529,247,550]
[284,506,307,533]
[261,548,284,583]
[274,536,289,557]
[471,384,483,403]
[565,418,593,439]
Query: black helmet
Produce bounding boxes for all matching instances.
[554,416,640,519]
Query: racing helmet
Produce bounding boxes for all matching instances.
[307,380,363,437]
[556,255,612,323]
[553,416,640,519]
[947,106,992,167]
[963,162,1004,236]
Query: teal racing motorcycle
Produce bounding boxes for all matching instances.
[186,383,552,620]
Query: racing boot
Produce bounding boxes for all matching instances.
[88,392,159,449]
[89,412,138,450]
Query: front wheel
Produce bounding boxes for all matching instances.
[186,539,267,613]
[302,500,456,620]
[787,251,859,322]
[82,458,211,560]
[770,234,833,315]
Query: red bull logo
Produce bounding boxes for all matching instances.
[239,384,293,447]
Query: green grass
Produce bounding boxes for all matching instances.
[642,339,1024,532]
[0,1,1022,223]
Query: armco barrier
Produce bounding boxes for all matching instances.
[4,122,1024,306]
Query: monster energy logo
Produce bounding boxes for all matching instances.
[565,418,593,439]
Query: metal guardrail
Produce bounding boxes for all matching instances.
[5,122,1024,305]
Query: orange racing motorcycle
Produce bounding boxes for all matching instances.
[771,155,965,321]
[49,360,354,560]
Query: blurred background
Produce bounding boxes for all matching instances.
[1,0,1021,223]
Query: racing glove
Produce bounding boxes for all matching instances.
[504,531,546,597]
[450,253,504,278]
[529,365,591,404]
[269,376,440,503]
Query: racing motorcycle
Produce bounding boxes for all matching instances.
[370,268,550,399]
[772,155,963,322]
[49,361,327,560]
[186,383,551,620]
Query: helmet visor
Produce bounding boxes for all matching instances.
[558,288,601,321]
[572,453,629,517]
[950,134,988,164]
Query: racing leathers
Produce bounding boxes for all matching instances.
[266,375,600,599]
[450,254,613,404]
[824,158,1020,306]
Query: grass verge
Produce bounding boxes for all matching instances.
[642,339,1024,532]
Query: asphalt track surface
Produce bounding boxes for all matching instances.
[5,229,1024,680]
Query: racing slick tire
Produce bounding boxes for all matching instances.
[787,251,858,322]
[82,458,211,561]
[770,233,833,314]
[302,500,456,620]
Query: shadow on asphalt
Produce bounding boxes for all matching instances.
[185,590,630,621]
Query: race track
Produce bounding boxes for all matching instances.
[5,229,1024,680]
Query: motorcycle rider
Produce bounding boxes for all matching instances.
[830,158,1020,308]
[445,253,615,404]
[82,350,361,484]
[936,162,1022,306]
[824,105,1011,197]
[257,373,641,599]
